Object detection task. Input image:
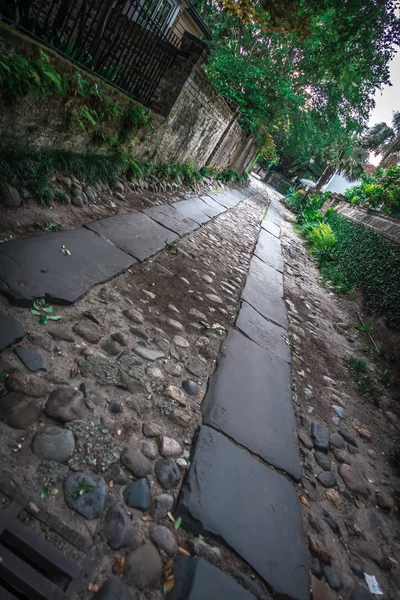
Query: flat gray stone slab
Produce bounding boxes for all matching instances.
[209,192,240,209]
[0,311,25,350]
[236,301,290,363]
[202,330,300,479]
[266,210,281,226]
[87,212,178,261]
[176,426,309,600]
[254,229,284,272]
[198,195,226,217]
[172,199,211,225]
[241,256,287,328]
[168,557,256,600]
[0,229,134,305]
[261,219,280,238]
[143,205,198,236]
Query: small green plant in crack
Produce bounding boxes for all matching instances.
[31,299,61,325]
[165,241,178,254]
[347,356,380,404]
[71,477,95,500]
[34,221,61,232]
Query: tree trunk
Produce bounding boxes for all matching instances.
[316,164,335,191]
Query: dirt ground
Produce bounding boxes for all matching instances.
[0,188,269,598]
[276,185,400,600]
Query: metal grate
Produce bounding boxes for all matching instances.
[0,0,181,105]
[0,473,94,599]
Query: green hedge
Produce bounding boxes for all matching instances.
[321,212,400,329]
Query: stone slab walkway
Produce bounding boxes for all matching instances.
[0,189,246,305]
[176,190,309,600]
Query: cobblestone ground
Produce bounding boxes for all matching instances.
[0,189,268,598]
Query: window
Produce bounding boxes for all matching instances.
[124,0,180,33]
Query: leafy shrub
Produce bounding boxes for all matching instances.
[306,222,336,253]
[345,166,400,215]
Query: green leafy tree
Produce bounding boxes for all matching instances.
[362,111,400,168]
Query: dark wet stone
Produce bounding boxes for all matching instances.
[339,464,368,497]
[323,566,343,590]
[168,557,257,600]
[350,562,364,579]
[109,401,123,414]
[102,341,121,356]
[32,426,75,463]
[230,567,270,600]
[317,471,337,488]
[106,464,129,485]
[155,458,181,490]
[182,379,200,396]
[152,493,174,521]
[123,479,150,511]
[150,524,178,556]
[0,392,41,429]
[111,332,128,346]
[308,515,322,534]
[339,429,358,447]
[0,311,25,351]
[104,504,135,549]
[13,346,46,372]
[351,585,373,600]
[314,452,331,471]
[125,543,162,589]
[130,326,149,341]
[0,228,134,304]
[64,472,107,519]
[311,557,322,579]
[79,379,104,406]
[185,357,208,378]
[44,387,87,422]
[176,426,309,600]
[311,422,329,453]
[121,447,152,477]
[321,510,340,534]
[92,578,134,600]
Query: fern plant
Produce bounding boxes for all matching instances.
[306,222,336,253]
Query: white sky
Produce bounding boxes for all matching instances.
[368,50,399,164]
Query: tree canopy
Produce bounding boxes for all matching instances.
[193,1,400,176]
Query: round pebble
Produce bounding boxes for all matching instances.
[182,379,200,396]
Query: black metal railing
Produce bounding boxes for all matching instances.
[0,0,182,105]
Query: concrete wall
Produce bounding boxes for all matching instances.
[322,171,359,194]
[0,25,258,172]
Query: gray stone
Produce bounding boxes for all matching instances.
[83,308,106,326]
[338,464,368,497]
[241,256,287,329]
[150,524,178,555]
[73,321,102,344]
[140,439,158,459]
[339,429,358,447]
[311,422,329,453]
[323,566,343,591]
[298,431,313,450]
[109,401,122,414]
[0,392,41,429]
[104,504,135,549]
[317,471,337,488]
[124,479,150,511]
[304,388,313,399]
[169,557,256,600]
[87,212,178,261]
[375,489,394,511]
[154,337,170,351]
[2,184,21,208]
[189,308,207,321]
[205,293,223,304]
[0,229,135,304]
[164,385,186,404]
[202,274,213,283]
[118,349,142,371]
[164,362,182,377]
[202,330,301,480]
[0,311,25,351]
[236,301,290,364]
[133,346,164,361]
[176,426,309,600]
[144,205,198,236]
[186,357,208,378]
[230,567,270,600]
[71,194,84,208]
[261,218,280,238]
[350,562,364,579]
[172,198,210,225]
[28,334,54,353]
[332,405,345,419]
[107,464,129,485]
[130,326,148,340]
[152,493,174,521]
[64,472,107,519]
[99,287,125,304]
[311,557,322,579]
[254,229,283,273]
[314,452,331,471]
[91,578,134,600]
[188,538,222,566]
[146,366,164,381]
[84,186,96,202]
[5,371,51,398]
[111,332,128,346]
[182,379,200,396]
[79,379,104,406]
[102,341,121,356]
[351,585,373,600]
[333,448,348,463]
[125,543,162,589]
[160,437,182,457]
[379,395,392,410]
[121,447,152,477]
[155,458,181,489]
[47,325,75,342]
[173,335,189,348]
[44,387,87,422]
[330,432,345,449]
[166,318,184,332]
[32,426,75,462]
[13,346,46,372]
[143,422,161,438]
